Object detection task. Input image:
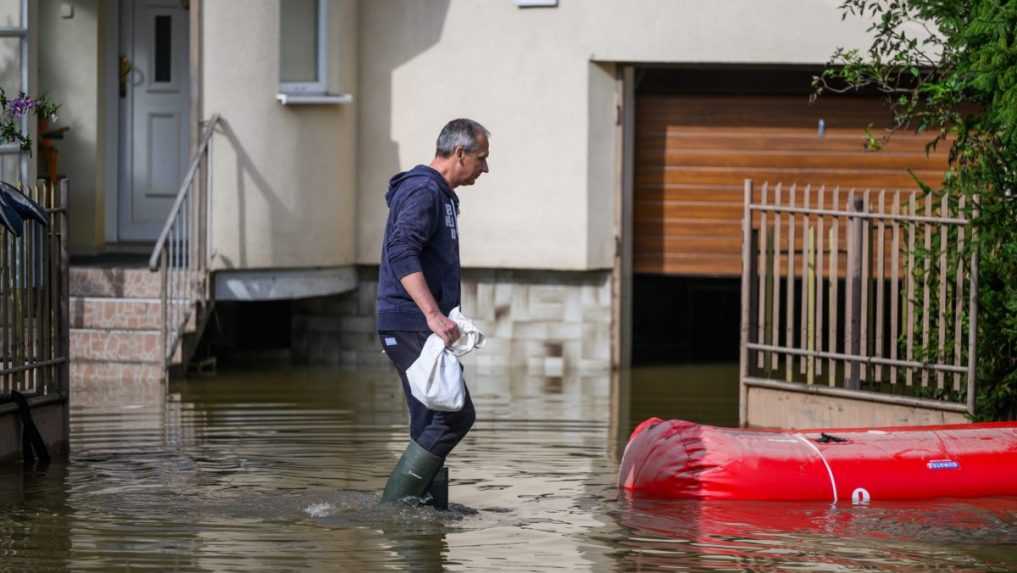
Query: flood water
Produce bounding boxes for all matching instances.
[3,362,1017,571]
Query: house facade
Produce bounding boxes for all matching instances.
[31,1,937,376]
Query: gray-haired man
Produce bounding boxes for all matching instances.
[377,119,490,504]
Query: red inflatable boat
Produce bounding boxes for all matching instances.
[619,418,1017,502]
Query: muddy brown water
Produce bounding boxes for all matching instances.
[2,363,1017,571]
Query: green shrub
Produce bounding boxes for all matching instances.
[815,0,1017,419]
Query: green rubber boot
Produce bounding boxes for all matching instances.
[381,440,444,504]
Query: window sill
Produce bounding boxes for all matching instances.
[276,93,353,106]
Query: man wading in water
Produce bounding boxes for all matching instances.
[376,119,490,504]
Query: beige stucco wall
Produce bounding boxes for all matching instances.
[204,0,357,271]
[39,0,102,255]
[356,0,879,271]
[746,386,969,429]
[587,61,617,269]
[32,0,888,269]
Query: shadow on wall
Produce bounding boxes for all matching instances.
[357,1,450,235]
[38,0,100,253]
[63,127,98,249]
[214,118,293,269]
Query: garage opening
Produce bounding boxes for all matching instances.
[629,66,947,366]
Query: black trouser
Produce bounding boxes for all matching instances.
[379,331,476,459]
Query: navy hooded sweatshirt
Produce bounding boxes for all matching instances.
[377,165,461,331]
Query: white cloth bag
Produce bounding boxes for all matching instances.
[405,307,486,411]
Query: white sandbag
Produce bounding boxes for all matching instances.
[405,307,485,411]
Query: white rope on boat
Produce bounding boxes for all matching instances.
[794,433,838,503]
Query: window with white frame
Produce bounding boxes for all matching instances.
[279,0,328,94]
[0,0,29,182]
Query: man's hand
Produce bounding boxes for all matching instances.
[426,310,460,346]
[399,272,460,345]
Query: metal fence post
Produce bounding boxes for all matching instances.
[846,198,864,389]
[739,179,753,426]
[58,179,69,400]
[160,249,168,375]
[966,199,980,415]
[58,179,70,452]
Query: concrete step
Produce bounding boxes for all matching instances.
[70,359,165,384]
[70,328,168,363]
[69,266,161,299]
[69,297,195,331]
[68,264,203,383]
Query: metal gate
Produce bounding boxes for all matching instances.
[738,179,979,427]
[0,180,69,399]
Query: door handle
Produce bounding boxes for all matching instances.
[119,56,145,98]
[119,55,133,98]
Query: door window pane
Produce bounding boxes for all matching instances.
[154,15,172,83]
[280,0,318,83]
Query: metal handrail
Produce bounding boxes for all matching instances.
[148,114,222,370]
[148,114,221,271]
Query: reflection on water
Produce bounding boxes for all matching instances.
[614,495,1017,571]
[627,363,740,430]
[1,363,1016,571]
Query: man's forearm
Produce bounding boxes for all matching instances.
[400,272,441,317]
[400,271,460,343]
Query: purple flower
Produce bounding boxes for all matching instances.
[7,95,35,118]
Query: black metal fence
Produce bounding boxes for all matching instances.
[0,179,69,400]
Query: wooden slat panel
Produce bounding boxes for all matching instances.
[633,93,949,277]
[638,131,949,154]
[636,169,944,188]
[635,186,748,200]
[635,184,925,200]
[634,255,744,276]
[634,236,743,251]
[639,149,945,170]
[635,222,741,239]
[637,95,922,127]
[634,202,746,220]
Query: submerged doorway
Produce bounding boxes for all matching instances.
[117,0,190,242]
[632,276,740,364]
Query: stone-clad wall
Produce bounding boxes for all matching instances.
[292,267,613,375]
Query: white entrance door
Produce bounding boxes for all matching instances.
[119,0,190,242]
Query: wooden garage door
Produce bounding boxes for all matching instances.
[634,95,950,276]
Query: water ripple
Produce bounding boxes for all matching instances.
[1,364,1015,571]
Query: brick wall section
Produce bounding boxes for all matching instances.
[292,267,613,375]
[69,266,181,386]
[69,267,161,298]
